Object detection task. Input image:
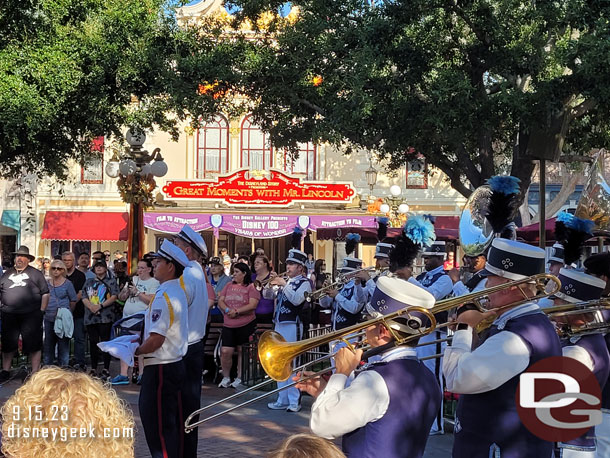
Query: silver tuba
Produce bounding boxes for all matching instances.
[458,185,494,257]
[574,149,610,237]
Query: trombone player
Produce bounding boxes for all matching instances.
[295,276,441,458]
[443,237,562,458]
[543,268,609,458]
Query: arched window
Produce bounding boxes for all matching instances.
[240,115,273,170]
[197,114,229,178]
[284,143,316,179]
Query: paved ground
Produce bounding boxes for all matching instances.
[0,366,454,457]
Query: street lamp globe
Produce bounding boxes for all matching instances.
[125,129,146,147]
[390,185,402,197]
[380,203,390,214]
[105,161,120,178]
[140,163,152,176]
[151,158,168,177]
[119,159,137,176]
[398,203,410,214]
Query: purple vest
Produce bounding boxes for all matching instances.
[456,311,561,451]
[334,283,364,331]
[276,277,308,323]
[342,357,442,458]
[562,334,610,448]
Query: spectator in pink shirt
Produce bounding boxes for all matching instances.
[217,263,260,388]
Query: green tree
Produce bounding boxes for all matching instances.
[196,0,610,199]
[0,0,208,179]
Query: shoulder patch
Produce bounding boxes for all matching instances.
[151,309,163,322]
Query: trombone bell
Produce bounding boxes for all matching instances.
[258,331,303,382]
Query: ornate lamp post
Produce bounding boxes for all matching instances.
[379,185,410,227]
[105,129,168,273]
[365,162,378,199]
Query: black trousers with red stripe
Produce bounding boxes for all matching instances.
[182,340,205,458]
[139,360,186,458]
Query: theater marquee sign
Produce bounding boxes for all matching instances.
[162,169,356,207]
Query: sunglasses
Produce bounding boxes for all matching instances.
[51,267,64,271]
[92,258,103,261]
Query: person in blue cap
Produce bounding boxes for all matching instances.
[172,224,210,458]
[296,276,441,458]
[135,240,189,458]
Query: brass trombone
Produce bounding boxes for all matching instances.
[184,273,559,430]
[304,267,389,302]
[544,298,610,338]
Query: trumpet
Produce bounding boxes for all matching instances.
[183,273,559,430]
[254,272,288,291]
[304,267,389,302]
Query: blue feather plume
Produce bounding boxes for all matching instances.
[566,215,594,235]
[487,175,521,195]
[345,232,361,256]
[557,211,573,225]
[555,211,594,265]
[403,215,436,247]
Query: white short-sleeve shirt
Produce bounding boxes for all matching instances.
[183,261,209,344]
[142,278,188,366]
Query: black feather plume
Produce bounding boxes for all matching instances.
[389,234,420,272]
[485,176,521,236]
[377,217,388,242]
[345,233,361,257]
[557,212,595,266]
[291,227,303,250]
[554,220,570,247]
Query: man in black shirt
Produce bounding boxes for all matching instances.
[62,251,87,370]
[0,246,49,382]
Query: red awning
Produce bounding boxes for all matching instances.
[516,218,557,244]
[41,211,129,241]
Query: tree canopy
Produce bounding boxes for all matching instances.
[186,0,610,199]
[0,0,202,179]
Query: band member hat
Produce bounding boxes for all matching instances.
[209,256,222,266]
[481,238,546,281]
[548,243,565,264]
[13,245,35,261]
[342,256,363,272]
[175,224,208,257]
[152,240,189,267]
[366,276,435,334]
[286,249,307,266]
[374,242,394,259]
[555,267,606,303]
[422,241,446,258]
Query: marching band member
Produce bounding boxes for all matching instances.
[582,251,610,458]
[320,233,368,332]
[443,237,562,458]
[449,253,488,295]
[547,242,565,276]
[267,228,312,413]
[172,224,209,457]
[136,240,189,458]
[364,217,394,299]
[546,268,609,458]
[295,277,441,458]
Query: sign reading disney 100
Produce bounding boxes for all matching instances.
[162,169,356,207]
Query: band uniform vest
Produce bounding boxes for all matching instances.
[342,358,442,458]
[562,334,610,448]
[603,333,610,411]
[277,277,309,323]
[333,283,364,331]
[456,311,561,450]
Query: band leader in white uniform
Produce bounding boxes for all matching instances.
[267,247,312,413]
[172,224,209,458]
[136,240,189,458]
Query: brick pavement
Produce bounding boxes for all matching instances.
[0,369,454,457]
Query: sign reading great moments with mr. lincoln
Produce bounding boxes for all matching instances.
[162,169,356,207]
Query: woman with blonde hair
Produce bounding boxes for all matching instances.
[267,434,345,458]
[41,259,77,367]
[1,367,134,458]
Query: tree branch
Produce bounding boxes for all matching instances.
[298,98,326,117]
[571,98,597,119]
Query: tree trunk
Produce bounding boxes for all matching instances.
[529,163,581,224]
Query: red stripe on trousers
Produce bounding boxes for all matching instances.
[157,366,169,458]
